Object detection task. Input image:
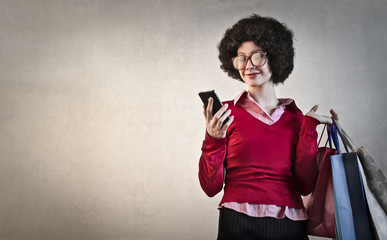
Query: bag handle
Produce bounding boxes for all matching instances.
[317,123,334,148]
[328,121,339,153]
[328,119,349,154]
[334,121,359,152]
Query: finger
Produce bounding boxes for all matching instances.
[206,97,214,119]
[213,103,228,120]
[219,109,231,123]
[214,111,226,130]
[209,112,224,131]
[221,115,234,131]
[309,105,319,113]
[315,115,333,125]
[214,109,229,130]
[214,117,223,131]
[322,116,333,125]
[330,109,339,121]
[216,110,232,131]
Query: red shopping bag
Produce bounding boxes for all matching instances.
[303,126,337,238]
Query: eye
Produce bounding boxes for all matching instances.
[252,52,264,60]
[232,55,249,70]
[237,56,246,62]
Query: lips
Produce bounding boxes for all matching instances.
[245,72,260,78]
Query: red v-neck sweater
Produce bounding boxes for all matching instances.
[199,100,320,209]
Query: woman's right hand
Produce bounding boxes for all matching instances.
[203,97,234,139]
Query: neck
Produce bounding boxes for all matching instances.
[248,83,278,105]
[247,83,279,114]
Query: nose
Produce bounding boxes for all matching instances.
[245,57,255,69]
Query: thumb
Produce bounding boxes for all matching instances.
[309,105,319,113]
[330,109,339,121]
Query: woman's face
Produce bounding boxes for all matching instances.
[236,41,272,88]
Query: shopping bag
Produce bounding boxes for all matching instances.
[335,121,387,239]
[331,154,356,240]
[335,122,387,214]
[342,152,374,239]
[359,158,387,240]
[357,146,387,214]
[303,125,337,238]
[330,122,375,240]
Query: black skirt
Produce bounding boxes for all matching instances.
[217,207,309,240]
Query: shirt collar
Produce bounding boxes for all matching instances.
[234,90,294,107]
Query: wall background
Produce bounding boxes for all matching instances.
[0,0,386,239]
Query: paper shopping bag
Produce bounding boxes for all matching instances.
[330,122,375,240]
[358,157,387,240]
[357,146,387,215]
[331,153,357,240]
[304,147,337,238]
[335,121,386,239]
[342,152,374,240]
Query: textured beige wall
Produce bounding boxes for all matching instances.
[0,0,386,239]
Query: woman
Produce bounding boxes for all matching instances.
[199,15,338,240]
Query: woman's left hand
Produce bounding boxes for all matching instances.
[306,105,339,125]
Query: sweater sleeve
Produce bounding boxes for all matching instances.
[294,115,321,196]
[198,131,227,197]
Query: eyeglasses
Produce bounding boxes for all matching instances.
[232,51,267,70]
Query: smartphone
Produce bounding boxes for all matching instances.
[198,90,230,123]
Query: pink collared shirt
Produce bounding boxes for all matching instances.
[220,91,309,221]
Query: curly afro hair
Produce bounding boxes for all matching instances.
[218,14,295,85]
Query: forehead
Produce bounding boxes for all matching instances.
[237,41,263,54]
